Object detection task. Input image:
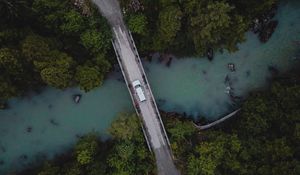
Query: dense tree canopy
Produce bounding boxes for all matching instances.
[0,0,112,101]
[75,65,104,92]
[121,0,275,55]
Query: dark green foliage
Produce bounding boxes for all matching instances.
[27,113,155,175]
[0,48,23,75]
[75,65,104,92]
[21,34,51,62]
[75,134,99,165]
[121,0,275,55]
[40,67,73,89]
[107,113,155,175]
[80,29,111,55]
[0,0,112,101]
[127,14,148,35]
[164,116,197,160]
[186,132,242,175]
[60,10,86,34]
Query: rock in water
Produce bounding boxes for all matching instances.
[0,102,8,110]
[207,48,214,61]
[73,94,82,104]
[166,57,173,67]
[26,127,32,133]
[228,63,236,72]
[259,20,278,43]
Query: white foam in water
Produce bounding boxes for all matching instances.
[0,0,300,174]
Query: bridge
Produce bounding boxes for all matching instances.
[92,0,180,174]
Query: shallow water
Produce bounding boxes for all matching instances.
[1,0,300,174]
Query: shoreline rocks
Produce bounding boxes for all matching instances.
[259,20,278,43]
[251,5,278,43]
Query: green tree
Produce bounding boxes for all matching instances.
[21,34,50,62]
[186,1,234,54]
[0,48,22,75]
[187,131,241,175]
[75,65,103,92]
[165,117,197,158]
[64,163,82,175]
[0,78,18,100]
[80,29,111,55]
[155,5,182,49]
[60,10,85,34]
[32,0,67,31]
[107,113,155,175]
[108,113,141,141]
[38,162,61,175]
[128,14,148,35]
[0,0,29,24]
[75,134,99,165]
[40,67,73,89]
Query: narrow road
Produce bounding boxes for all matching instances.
[92,0,180,174]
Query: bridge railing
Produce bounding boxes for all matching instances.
[111,39,152,152]
[127,31,172,150]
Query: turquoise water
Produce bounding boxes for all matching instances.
[0,78,133,173]
[1,0,300,174]
[146,0,300,118]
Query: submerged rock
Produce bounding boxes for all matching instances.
[259,20,278,43]
[73,94,82,104]
[207,48,214,61]
[26,127,32,133]
[19,154,28,161]
[48,104,53,109]
[246,70,251,77]
[0,102,8,110]
[166,57,173,67]
[50,119,59,126]
[228,63,236,72]
[251,5,278,43]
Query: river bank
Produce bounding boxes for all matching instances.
[0,0,300,174]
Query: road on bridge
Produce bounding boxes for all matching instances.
[92,0,180,175]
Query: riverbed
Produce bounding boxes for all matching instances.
[1,0,300,174]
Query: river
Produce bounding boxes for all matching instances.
[1,0,300,174]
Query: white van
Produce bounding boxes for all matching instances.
[132,80,146,102]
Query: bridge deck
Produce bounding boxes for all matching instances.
[92,0,179,174]
[112,26,179,175]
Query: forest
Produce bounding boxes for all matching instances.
[0,0,113,105]
[0,0,278,103]
[120,0,277,55]
[17,73,300,175]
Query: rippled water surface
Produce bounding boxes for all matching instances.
[1,1,300,173]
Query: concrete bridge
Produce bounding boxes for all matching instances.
[92,0,180,174]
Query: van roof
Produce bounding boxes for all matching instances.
[136,87,146,102]
[132,80,141,87]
